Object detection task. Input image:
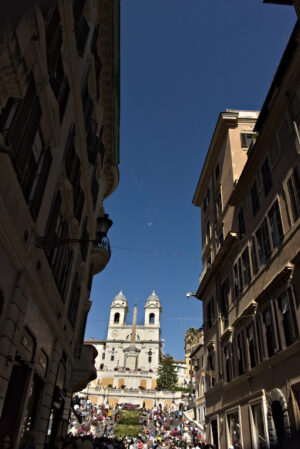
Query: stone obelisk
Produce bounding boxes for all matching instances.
[123,304,140,370]
[131,305,137,344]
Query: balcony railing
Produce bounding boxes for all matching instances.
[91,236,111,274]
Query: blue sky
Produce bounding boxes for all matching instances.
[85,1,296,359]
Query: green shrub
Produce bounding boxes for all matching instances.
[118,410,142,425]
[114,424,141,438]
[115,410,143,437]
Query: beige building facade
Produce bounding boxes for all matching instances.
[0,0,119,447]
[185,327,204,387]
[192,23,300,449]
[189,330,205,432]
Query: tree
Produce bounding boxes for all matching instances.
[156,354,178,391]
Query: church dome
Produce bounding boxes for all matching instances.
[145,290,161,306]
[112,290,128,307]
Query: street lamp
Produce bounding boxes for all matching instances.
[186,292,197,298]
[36,213,113,249]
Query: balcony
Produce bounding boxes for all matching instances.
[91,236,111,274]
[70,344,97,393]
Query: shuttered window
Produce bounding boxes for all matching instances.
[261,157,273,196]
[68,272,81,327]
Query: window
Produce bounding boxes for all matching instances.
[287,167,300,222]
[64,126,84,222]
[224,345,232,382]
[27,130,52,220]
[268,200,283,247]
[255,218,271,264]
[215,163,220,181]
[149,313,155,324]
[210,418,219,449]
[251,181,260,216]
[68,273,81,327]
[250,402,268,449]
[261,157,273,196]
[216,191,222,218]
[111,355,114,361]
[278,289,299,348]
[241,132,255,149]
[43,4,70,120]
[207,298,215,329]
[44,191,73,297]
[221,279,229,329]
[102,353,105,360]
[262,306,277,358]
[100,363,104,370]
[241,247,251,286]
[207,350,215,388]
[203,189,210,212]
[91,169,99,208]
[80,217,90,261]
[238,207,245,235]
[251,236,258,275]
[235,331,246,376]
[233,259,243,298]
[218,230,224,248]
[0,89,52,220]
[226,410,242,449]
[206,221,211,242]
[0,290,3,315]
[270,137,280,166]
[57,247,73,300]
[114,313,120,324]
[246,323,257,369]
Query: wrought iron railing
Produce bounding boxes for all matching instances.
[95,236,111,259]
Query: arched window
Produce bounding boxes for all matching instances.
[149,313,155,324]
[114,313,120,323]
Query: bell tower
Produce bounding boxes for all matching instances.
[144,290,162,327]
[109,291,128,328]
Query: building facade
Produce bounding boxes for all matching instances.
[88,291,162,389]
[0,0,120,447]
[189,331,205,432]
[192,23,300,449]
[173,360,188,386]
[185,327,204,388]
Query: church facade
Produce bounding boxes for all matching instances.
[86,291,162,391]
[83,291,186,408]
